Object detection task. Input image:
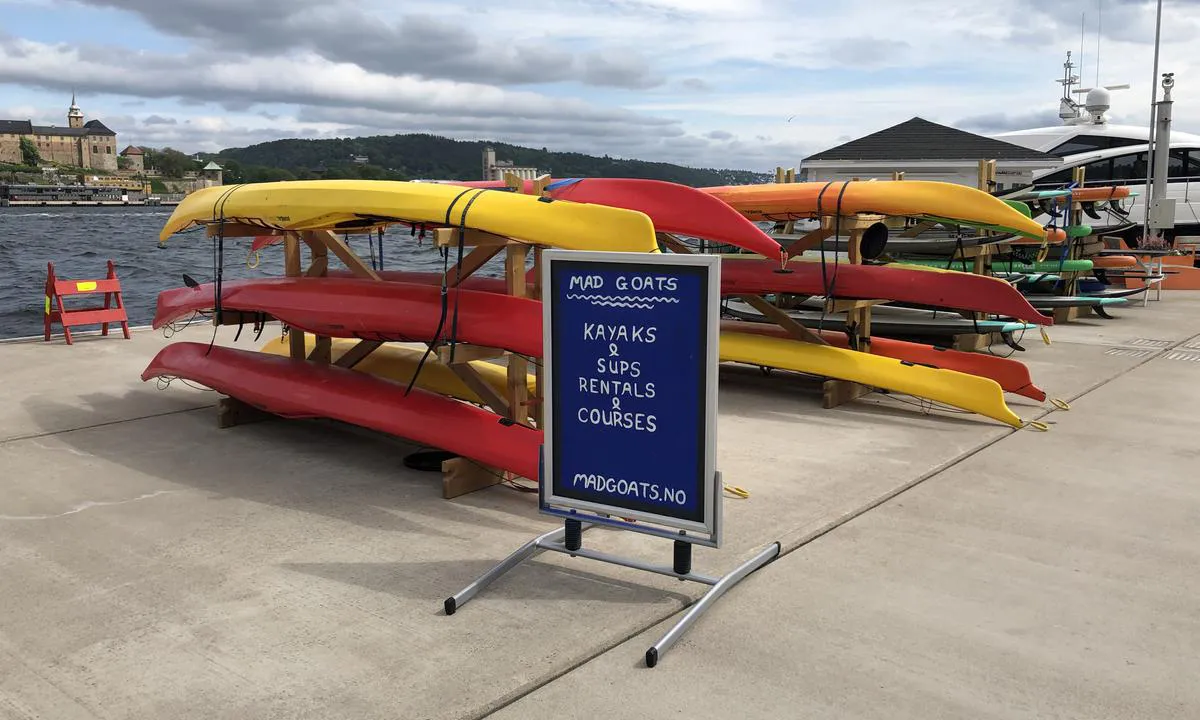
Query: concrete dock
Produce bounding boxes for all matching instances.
[2,296,1198,719]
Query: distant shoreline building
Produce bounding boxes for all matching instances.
[119,145,145,172]
[0,94,118,172]
[482,147,539,181]
[799,117,1059,191]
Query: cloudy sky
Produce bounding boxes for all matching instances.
[1,0,1198,171]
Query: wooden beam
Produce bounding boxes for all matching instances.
[283,233,305,360]
[434,227,512,248]
[303,231,330,277]
[448,364,510,416]
[206,223,279,239]
[506,243,531,427]
[444,244,505,287]
[307,229,381,280]
[783,226,835,256]
[307,337,332,365]
[532,247,544,426]
[334,340,382,369]
[304,256,329,277]
[658,233,692,254]
[436,344,506,363]
[825,298,884,314]
[737,294,829,345]
[822,379,873,409]
[217,396,275,428]
[211,310,274,327]
[441,457,504,499]
[899,220,938,238]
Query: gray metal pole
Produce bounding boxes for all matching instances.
[1140,0,1164,244]
[1151,78,1173,206]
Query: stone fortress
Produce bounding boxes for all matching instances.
[0,94,118,171]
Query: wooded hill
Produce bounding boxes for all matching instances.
[205,133,770,186]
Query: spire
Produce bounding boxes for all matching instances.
[67,90,84,128]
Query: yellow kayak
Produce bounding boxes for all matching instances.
[258,336,534,404]
[263,334,1021,429]
[719,331,1023,428]
[702,180,1053,241]
[159,180,659,252]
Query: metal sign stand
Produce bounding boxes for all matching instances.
[444,513,779,666]
[443,250,780,667]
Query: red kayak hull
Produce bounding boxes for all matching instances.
[720,320,1047,401]
[441,177,785,260]
[720,260,1054,325]
[142,342,542,480]
[341,262,1051,326]
[152,277,542,357]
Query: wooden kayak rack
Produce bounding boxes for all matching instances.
[209,172,551,499]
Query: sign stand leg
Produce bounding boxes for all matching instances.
[443,515,780,668]
[645,541,779,668]
[443,524,573,616]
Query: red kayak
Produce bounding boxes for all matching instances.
[720,320,1047,401]
[441,177,785,261]
[142,342,541,480]
[719,259,1053,326]
[153,277,542,357]
[331,269,510,293]
[350,259,1054,326]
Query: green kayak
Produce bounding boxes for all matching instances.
[893,258,1094,274]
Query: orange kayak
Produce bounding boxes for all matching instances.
[702,180,1056,242]
[720,320,1047,402]
[1070,186,1132,202]
[1092,255,1139,269]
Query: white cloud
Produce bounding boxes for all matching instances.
[0,0,1198,172]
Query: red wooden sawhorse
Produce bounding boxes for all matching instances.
[43,260,131,345]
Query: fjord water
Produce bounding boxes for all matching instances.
[0,207,457,339]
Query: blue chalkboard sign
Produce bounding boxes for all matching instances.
[540,250,721,545]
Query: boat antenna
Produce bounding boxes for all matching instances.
[1058,51,1081,123]
[1079,11,1086,91]
[1096,0,1103,87]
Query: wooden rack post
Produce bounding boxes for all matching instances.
[815,214,886,409]
[437,172,550,498]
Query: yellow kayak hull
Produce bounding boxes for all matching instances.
[258,336,534,404]
[160,179,658,252]
[719,331,1023,428]
[261,333,1020,428]
[703,180,1050,241]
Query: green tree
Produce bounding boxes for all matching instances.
[143,147,196,178]
[19,136,40,167]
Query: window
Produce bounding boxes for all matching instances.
[106,146,112,154]
[1084,158,1113,182]
[1168,149,1200,179]
[1048,135,1145,157]
[92,145,98,154]
[1035,167,1075,186]
[1110,152,1148,183]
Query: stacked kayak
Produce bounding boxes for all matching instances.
[143,176,1071,471]
[150,272,1034,428]
[159,179,660,253]
[702,180,1064,243]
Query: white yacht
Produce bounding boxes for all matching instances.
[991,53,1200,243]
